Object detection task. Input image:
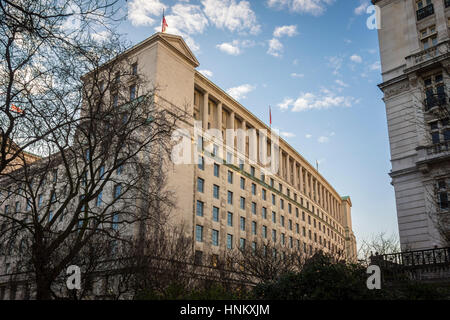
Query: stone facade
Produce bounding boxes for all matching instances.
[374,0,450,249]
[0,32,357,299]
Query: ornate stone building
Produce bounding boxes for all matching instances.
[374,0,450,249]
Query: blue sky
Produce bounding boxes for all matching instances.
[113,0,397,245]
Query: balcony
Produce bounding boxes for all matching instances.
[416,4,434,20]
[426,140,450,155]
[424,92,448,111]
[405,40,450,70]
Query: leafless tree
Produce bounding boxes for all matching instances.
[0,0,189,300]
[358,232,400,265]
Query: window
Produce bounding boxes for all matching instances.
[228,191,233,204]
[281,215,285,227]
[262,225,267,238]
[228,171,233,184]
[5,205,10,215]
[227,212,233,226]
[260,172,265,182]
[251,202,256,214]
[252,221,257,235]
[197,178,204,193]
[129,85,136,101]
[131,63,137,75]
[250,166,255,177]
[416,0,434,21]
[48,210,53,222]
[240,238,246,249]
[212,206,219,222]
[289,219,292,230]
[272,229,277,242]
[438,179,449,210]
[212,229,219,246]
[262,189,267,200]
[270,178,274,188]
[197,136,203,151]
[214,163,220,177]
[213,185,219,199]
[15,201,20,213]
[272,212,276,223]
[281,233,285,245]
[96,192,103,207]
[112,213,119,230]
[280,199,284,210]
[240,197,245,210]
[196,225,203,242]
[196,200,204,217]
[226,152,232,164]
[240,177,245,190]
[227,234,233,249]
[252,241,257,252]
[112,94,118,108]
[114,71,120,83]
[279,183,282,192]
[262,207,267,219]
[272,194,276,205]
[288,203,292,214]
[194,250,203,265]
[240,217,246,231]
[198,156,204,170]
[114,184,121,198]
[251,183,256,195]
[296,223,300,234]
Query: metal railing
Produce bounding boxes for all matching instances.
[416,4,434,20]
[371,247,450,269]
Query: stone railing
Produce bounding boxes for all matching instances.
[405,41,449,69]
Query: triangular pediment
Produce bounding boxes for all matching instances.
[157,33,199,67]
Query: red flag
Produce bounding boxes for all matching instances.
[162,9,168,33]
[10,104,24,114]
[269,106,272,126]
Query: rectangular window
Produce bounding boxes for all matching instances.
[114,184,121,199]
[281,215,285,227]
[240,177,245,190]
[197,178,204,193]
[196,225,203,242]
[272,212,276,223]
[132,63,137,75]
[212,229,219,246]
[228,191,233,204]
[212,206,219,222]
[272,229,277,242]
[240,197,245,210]
[228,171,233,184]
[227,234,233,249]
[262,225,267,238]
[252,221,257,235]
[213,185,219,199]
[262,207,267,219]
[129,85,136,101]
[262,189,267,200]
[270,178,274,188]
[250,166,255,177]
[214,163,220,177]
[227,212,233,226]
[240,217,246,231]
[240,238,246,249]
[251,202,256,214]
[272,194,276,205]
[198,156,205,170]
[96,192,103,207]
[251,183,256,195]
[196,200,204,217]
[280,199,284,210]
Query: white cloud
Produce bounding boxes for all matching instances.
[305,134,312,139]
[291,73,304,78]
[267,0,335,16]
[267,38,283,57]
[198,69,213,77]
[350,54,363,63]
[335,79,349,87]
[277,89,358,112]
[354,1,370,15]
[318,136,329,143]
[128,0,166,26]
[215,39,255,55]
[327,56,343,75]
[273,25,298,37]
[344,39,352,44]
[277,98,294,110]
[226,84,255,100]
[369,60,381,71]
[202,0,261,35]
[293,59,299,65]
[216,41,241,55]
[281,131,296,138]
[91,30,111,42]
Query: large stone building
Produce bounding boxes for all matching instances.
[0,32,357,299]
[374,0,450,250]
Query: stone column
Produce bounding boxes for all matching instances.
[217,102,223,131]
[202,92,209,130]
